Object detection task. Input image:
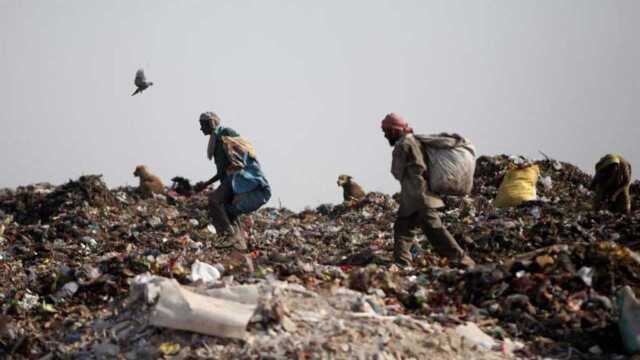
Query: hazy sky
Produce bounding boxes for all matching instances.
[1,1,638,210]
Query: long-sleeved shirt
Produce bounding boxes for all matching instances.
[212,127,240,181]
[391,134,445,216]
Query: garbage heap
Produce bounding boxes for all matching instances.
[1,156,639,359]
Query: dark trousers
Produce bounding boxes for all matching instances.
[393,208,465,264]
[208,178,235,234]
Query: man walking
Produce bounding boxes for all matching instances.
[381,113,475,268]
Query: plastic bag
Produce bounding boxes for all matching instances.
[189,260,221,284]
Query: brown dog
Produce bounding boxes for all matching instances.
[337,175,366,202]
[133,165,164,197]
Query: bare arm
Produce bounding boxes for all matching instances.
[194,173,221,192]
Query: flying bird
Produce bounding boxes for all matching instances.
[131,68,154,96]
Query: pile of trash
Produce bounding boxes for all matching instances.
[1,155,640,359]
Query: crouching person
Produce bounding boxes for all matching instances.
[194,112,271,249]
[591,154,632,214]
[381,113,475,268]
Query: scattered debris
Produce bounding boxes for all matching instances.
[0,155,639,359]
[171,176,194,197]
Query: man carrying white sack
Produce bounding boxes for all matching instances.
[380,113,476,268]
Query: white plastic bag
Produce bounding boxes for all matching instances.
[189,260,221,284]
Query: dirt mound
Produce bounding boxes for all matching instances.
[0,175,117,224]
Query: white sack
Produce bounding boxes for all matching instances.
[131,275,258,340]
[418,134,476,195]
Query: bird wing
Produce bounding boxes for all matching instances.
[134,69,147,87]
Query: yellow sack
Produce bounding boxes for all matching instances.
[494,165,540,208]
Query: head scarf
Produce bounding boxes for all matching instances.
[200,112,222,160]
[200,112,221,129]
[381,113,413,134]
[595,154,622,173]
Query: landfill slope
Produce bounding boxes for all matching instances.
[0,155,639,359]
